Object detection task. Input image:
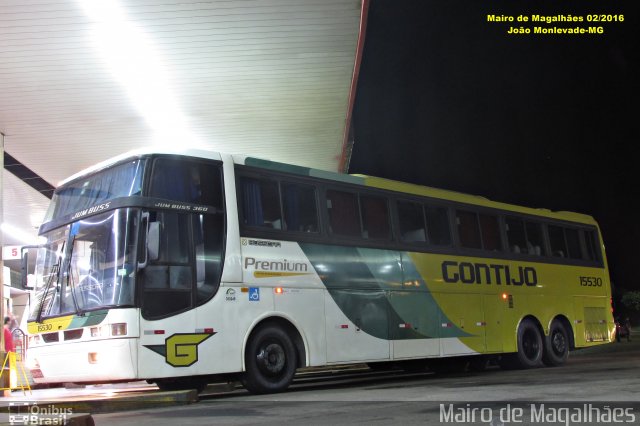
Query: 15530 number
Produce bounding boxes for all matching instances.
[579,276,603,287]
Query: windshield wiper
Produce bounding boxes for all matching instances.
[65,235,84,316]
[35,241,65,324]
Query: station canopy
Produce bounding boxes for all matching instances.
[0,0,367,246]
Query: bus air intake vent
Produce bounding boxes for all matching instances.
[41,332,60,343]
[64,329,84,341]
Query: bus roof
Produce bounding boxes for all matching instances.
[60,148,597,226]
[59,147,223,186]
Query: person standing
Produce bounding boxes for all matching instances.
[3,317,13,353]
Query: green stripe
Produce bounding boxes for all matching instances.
[68,310,109,329]
[244,157,365,185]
[299,243,470,340]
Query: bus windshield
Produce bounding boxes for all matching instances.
[44,159,145,223]
[29,208,138,320]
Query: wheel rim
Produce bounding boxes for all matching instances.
[256,342,286,377]
[551,330,567,356]
[522,329,540,360]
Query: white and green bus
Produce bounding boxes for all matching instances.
[25,148,614,393]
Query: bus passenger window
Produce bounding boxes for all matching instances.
[240,177,282,229]
[548,225,567,258]
[282,183,319,233]
[565,228,582,259]
[456,210,481,249]
[326,190,360,237]
[584,230,599,261]
[397,201,426,242]
[525,221,546,256]
[479,214,502,251]
[361,195,390,240]
[426,206,451,245]
[505,217,526,254]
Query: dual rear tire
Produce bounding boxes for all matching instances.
[501,318,569,369]
[542,320,570,366]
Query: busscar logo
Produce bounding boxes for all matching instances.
[242,238,282,248]
[144,332,215,367]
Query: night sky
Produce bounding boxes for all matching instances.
[350,1,639,292]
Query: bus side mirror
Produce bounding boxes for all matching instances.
[21,251,30,289]
[20,246,39,290]
[147,222,160,262]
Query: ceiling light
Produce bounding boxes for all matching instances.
[76,0,202,149]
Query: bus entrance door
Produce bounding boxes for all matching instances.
[136,210,210,378]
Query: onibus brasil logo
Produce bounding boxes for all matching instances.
[144,333,215,367]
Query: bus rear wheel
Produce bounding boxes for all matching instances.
[242,325,297,394]
[542,320,569,366]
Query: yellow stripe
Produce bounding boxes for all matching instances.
[253,271,312,278]
[27,315,74,334]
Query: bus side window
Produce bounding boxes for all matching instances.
[240,177,282,229]
[282,183,319,233]
[456,210,482,249]
[360,195,390,240]
[426,206,451,246]
[525,221,546,256]
[479,213,502,251]
[548,225,567,258]
[140,211,192,319]
[505,217,526,254]
[565,228,582,259]
[150,159,199,203]
[397,201,426,243]
[326,190,360,237]
[584,229,600,262]
[149,158,223,207]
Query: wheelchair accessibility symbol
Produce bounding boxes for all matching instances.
[249,287,260,301]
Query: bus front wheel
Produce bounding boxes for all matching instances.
[542,320,569,366]
[243,325,297,394]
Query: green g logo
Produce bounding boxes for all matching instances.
[144,332,215,367]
